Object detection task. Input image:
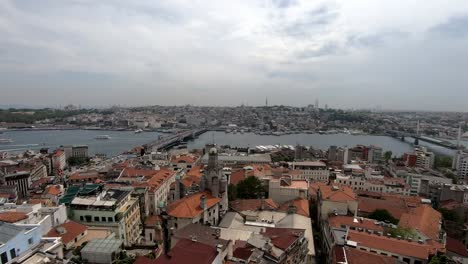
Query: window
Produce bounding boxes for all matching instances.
[403,258,410,264]
[9,249,16,259]
[108,217,113,222]
[0,252,8,264]
[28,238,33,245]
[94,216,99,222]
[102,217,106,222]
[80,216,84,221]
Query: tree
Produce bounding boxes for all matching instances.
[434,155,453,169]
[429,255,449,264]
[438,208,461,223]
[388,227,418,240]
[228,184,237,201]
[236,176,265,199]
[368,209,398,224]
[383,151,392,162]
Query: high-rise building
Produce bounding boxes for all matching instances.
[453,150,468,180]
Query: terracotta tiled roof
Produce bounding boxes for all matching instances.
[0,211,28,223]
[155,238,218,264]
[120,168,160,178]
[230,170,246,185]
[171,154,199,164]
[46,220,88,244]
[45,185,62,196]
[446,237,468,257]
[398,205,441,241]
[230,199,278,212]
[328,215,384,232]
[333,246,398,264]
[357,193,423,219]
[186,165,203,178]
[439,199,461,210]
[145,215,161,226]
[320,185,356,202]
[278,198,310,217]
[167,191,220,218]
[309,182,328,199]
[180,175,200,187]
[346,230,444,260]
[147,169,175,190]
[262,227,305,250]
[69,171,98,181]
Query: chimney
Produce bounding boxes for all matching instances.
[200,195,207,210]
[260,193,265,211]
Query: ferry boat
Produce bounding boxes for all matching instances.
[94,135,111,140]
[134,129,143,134]
[0,138,13,144]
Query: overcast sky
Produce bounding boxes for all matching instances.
[1,0,468,110]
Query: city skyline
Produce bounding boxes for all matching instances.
[2,1,468,111]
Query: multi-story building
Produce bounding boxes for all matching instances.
[167,147,228,230]
[290,161,329,182]
[2,171,31,199]
[335,174,411,196]
[367,145,383,163]
[317,185,358,222]
[415,147,435,169]
[453,150,468,181]
[268,176,308,203]
[51,150,66,174]
[67,189,141,246]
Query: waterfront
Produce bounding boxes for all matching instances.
[0,130,162,157]
[1,130,466,157]
[187,131,461,157]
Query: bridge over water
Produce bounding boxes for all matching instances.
[143,128,207,152]
[387,130,458,150]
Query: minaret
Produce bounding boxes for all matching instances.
[265,97,268,107]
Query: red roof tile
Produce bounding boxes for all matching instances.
[398,205,442,241]
[0,212,28,223]
[167,191,220,218]
[230,199,278,212]
[333,246,398,264]
[278,198,310,217]
[347,230,444,260]
[328,215,384,232]
[155,238,218,264]
[446,237,468,257]
[46,220,88,244]
[320,185,356,202]
[262,227,305,250]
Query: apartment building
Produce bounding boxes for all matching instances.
[67,189,141,246]
[290,161,330,182]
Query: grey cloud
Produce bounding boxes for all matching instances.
[429,15,468,37]
[295,42,340,59]
[271,0,297,9]
[347,31,409,48]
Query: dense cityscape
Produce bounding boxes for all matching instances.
[2,1,468,263]
[0,105,468,264]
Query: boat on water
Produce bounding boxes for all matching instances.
[0,138,13,144]
[94,135,112,140]
[134,129,143,134]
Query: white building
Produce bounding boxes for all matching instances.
[453,150,468,181]
[415,147,435,169]
[290,161,330,182]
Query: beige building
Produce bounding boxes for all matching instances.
[317,185,358,221]
[289,161,330,182]
[269,176,308,204]
[67,189,142,246]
